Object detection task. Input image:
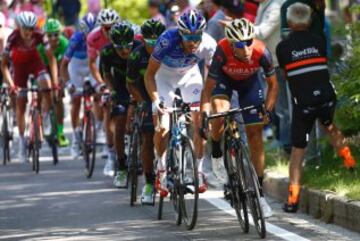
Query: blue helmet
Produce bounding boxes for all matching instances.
[79,13,96,34]
[177,10,206,34]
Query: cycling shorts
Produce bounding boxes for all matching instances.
[291,100,336,148]
[212,72,264,125]
[68,58,91,97]
[13,60,49,88]
[154,64,202,108]
[110,100,129,118]
[141,102,154,133]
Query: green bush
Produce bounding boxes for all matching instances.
[333,8,360,135]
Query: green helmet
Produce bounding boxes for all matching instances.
[141,19,166,39]
[44,18,62,33]
[109,22,134,46]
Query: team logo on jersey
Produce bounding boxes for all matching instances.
[193,88,200,95]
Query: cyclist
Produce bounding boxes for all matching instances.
[100,22,142,188]
[87,8,120,175]
[0,12,13,86]
[1,11,58,163]
[60,13,96,158]
[126,19,166,204]
[37,18,69,147]
[145,10,217,196]
[276,3,356,213]
[199,18,278,218]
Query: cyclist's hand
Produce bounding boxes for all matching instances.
[95,83,107,93]
[9,85,18,95]
[259,104,271,124]
[152,99,164,115]
[199,111,209,140]
[101,90,110,106]
[65,82,76,95]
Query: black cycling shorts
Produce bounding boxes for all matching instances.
[291,100,336,148]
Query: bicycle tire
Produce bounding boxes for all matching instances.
[179,138,198,230]
[239,143,266,238]
[130,127,139,206]
[169,148,182,226]
[49,109,58,165]
[157,195,164,220]
[32,112,41,174]
[2,108,10,165]
[83,112,97,178]
[224,139,249,233]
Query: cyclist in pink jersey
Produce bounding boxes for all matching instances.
[87,8,120,167]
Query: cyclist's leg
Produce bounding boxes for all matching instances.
[36,69,52,135]
[142,105,155,182]
[55,88,69,146]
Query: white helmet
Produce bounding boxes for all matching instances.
[225,18,255,42]
[97,8,120,25]
[16,11,37,28]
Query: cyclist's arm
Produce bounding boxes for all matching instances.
[60,58,70,84]
[89,56,103,84]
[144,57,161,102]
[200,76,216,114]
[45,47,59,86]
[0,54,13,87]
[102,72,114,91]
[99,53,113,90]
[264,74,278,112]
[126,81,144,103]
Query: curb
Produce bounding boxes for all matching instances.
[263,171,360,233]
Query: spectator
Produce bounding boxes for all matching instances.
[148,0,167,25]
[55,0,81,26]
[205,0,226,42]
[254,0,290,149]
[221,0,244,19]
[276,2,356,213]
[88,0,101,15]
[177,0,192,14]
[0,12,13,85]
[244,0,259,22]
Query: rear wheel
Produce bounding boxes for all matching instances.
[129,127,140,206]
[32,112,41,174]
[49,109,58,165]
[82,112,97,178]
[2,108,10,165]
[157,195,164,220]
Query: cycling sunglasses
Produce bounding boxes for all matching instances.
[23,26,35,31]
[233,39,253,49]
[114,42,133,49]
[181,34,202,42]
[47,32,60,38]
[144,38,157,47]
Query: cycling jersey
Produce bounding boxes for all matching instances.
[64,31,87,60]
[276,31,336,107]
[4,29,48,88]
[37,35,69,66]
[100,40,142,114]
[209,38,275,125]
[86,26,110,61]
[126,44,153,132]
[152,29,216,74]
[151,29,217,107]
[209,38,275,84]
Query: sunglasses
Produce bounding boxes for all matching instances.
[144,38,157,47]
[23,26,35,31]
[114,42,133,49]
[233,39,253,49]
[47,32,60,38]
[181,34,202,42]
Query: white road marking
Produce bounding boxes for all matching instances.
[202,191,311,241]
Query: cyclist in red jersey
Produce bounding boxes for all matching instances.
[0,11,59,163]
[200,19,278,218]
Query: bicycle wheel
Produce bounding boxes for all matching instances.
[157,195,164,220]
[224,139,249,233]
[82,112,97,178]
[169,149,182,226]
[179,138,198,230]
[49,109,58,165]
[2,108,10,165]
[129,127,139,206]
[32,112,41,174]
[239,143,266,238]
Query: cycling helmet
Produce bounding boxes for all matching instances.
[225,18,255,42]
[44,18,62,33]
[141,19,166,39]
[109,22,134,46]
[16,11,37,28]
[177,10,206,34]
[97,8,120,25]
[79,13,96,34]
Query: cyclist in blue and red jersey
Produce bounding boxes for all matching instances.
[200,18,278,218]
[60,13,97,158]
[1,11,59,163]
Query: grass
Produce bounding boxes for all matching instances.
[265,142,360,200]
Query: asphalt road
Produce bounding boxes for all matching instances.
[1,114,360,241]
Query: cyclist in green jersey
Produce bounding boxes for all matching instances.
[37,18,70,147]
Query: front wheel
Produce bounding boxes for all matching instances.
[82,112,96,178]
[31,112,41,174]
[129,127,140,206]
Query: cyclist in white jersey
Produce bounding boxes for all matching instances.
[145,10,217,196]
